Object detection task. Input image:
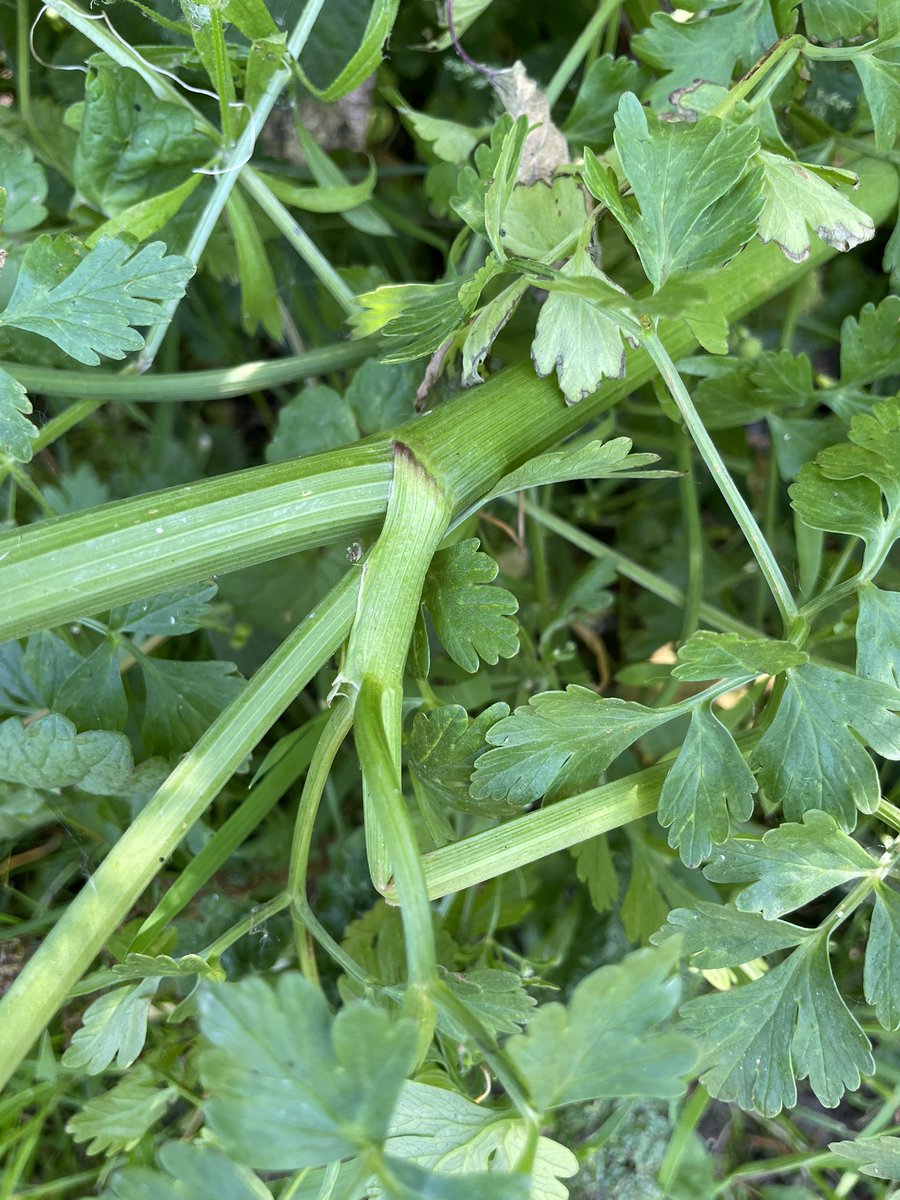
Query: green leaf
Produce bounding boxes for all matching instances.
[750,663,900,827]
[108,583,219,638]
[703,811,876,919]
[408,702,513,818]
[803,0,876,41]
[530,243,629,403]
[505,945,696,1111]
[198,974,418,1169]
[658,902,810,968]
[111,952,225,983]
[380,1156,530,1200]
[85,174,203,249]
[348,280,466,363]
[451,118,513,238]
[0,367,38,464]
[498,176,587,260]
[62,978,159,1075]
[756,151,875,263]
[422,539,519,674]
[830,1134,900,1182]
[857,584,900,687]
[864,883,900,1031]
[54,638,128,732]
[224,0,278,38]
[572,836,619,913]
[679,933,873,1116]
[0,713,136,792]
[104,1141,274,1200]
[265,384,358,461]
[562,55,645,146]
[601,94,762,290]
[260,159,378,215]
[439,967,536,1038]
[471,686,668,806]
[382,1081,576,1200]
[633,0,778,108]
[673,631,807,681]
[854,47,900,155]
[139,657,245,757]
[0,140,48,233]
[66,1064,175,1156]
[345,359,419,434]
[297,0,400,102]
[461,278,529,387]
[225,190,281,340]
[659,705,757,868]
[73,65,211,215]
[839,296,900,387]
[393,100,486,164]
[484,117,529,260]
[0,235,194,366]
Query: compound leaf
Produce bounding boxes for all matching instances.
[198,974,418,1169]
[601,93,761,290]
[658,705,757,867]
[657,903,809,968]
[0,235,194,366]
[572,835,619,913]
[854,48,900,156]
[494,436,662,492]
[112,952,225,984]
[470,686,668,807]
[673,630,807,681]
[750,664,900,827]
[703,811,877,919]
[857,584,900,687]
[505,945,696,1111]
[679,934,873,1116]
[0,367,38,464]
[756,151,874,263]
[439,967,536,1039]
[108,583,220,638]
[102,1141,274,1200]
[62,979,159,1075]
[66,1064,176,1156]
[423,539,519,673]
[633,0,777,107]
[864,883,900,1031]
[530,244,629,403]
[830,1134,900,1182]
[839,296,900,387]
[382,1081,576,1200]
[139,657,245,757]
[562,54,644,145]
[408,702,512,818]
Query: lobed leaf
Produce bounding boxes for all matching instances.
[66,1064,175,1156]
[672,630,807,681]
[422,539,519,674]
[0,235,194,366]
[62,979,159,1075]
[0,367,38,464]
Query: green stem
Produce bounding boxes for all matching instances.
[208,2,237,145]
[545,0,624,108]
[202,891,291,961]
[676,432,703,644]
[16,0,31,127]
[240,168,360,316]
[287,698,354,983]
[130,714,330,954]
[644,332,801,632]
[709,36,804,121]
[393,728,761,901]
[0,449,392,644]
[0,569,359,1090]
[0,340,378,402]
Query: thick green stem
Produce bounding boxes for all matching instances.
[644,333,801,633]
[0,569,359,1090]
[0,450,391,644]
